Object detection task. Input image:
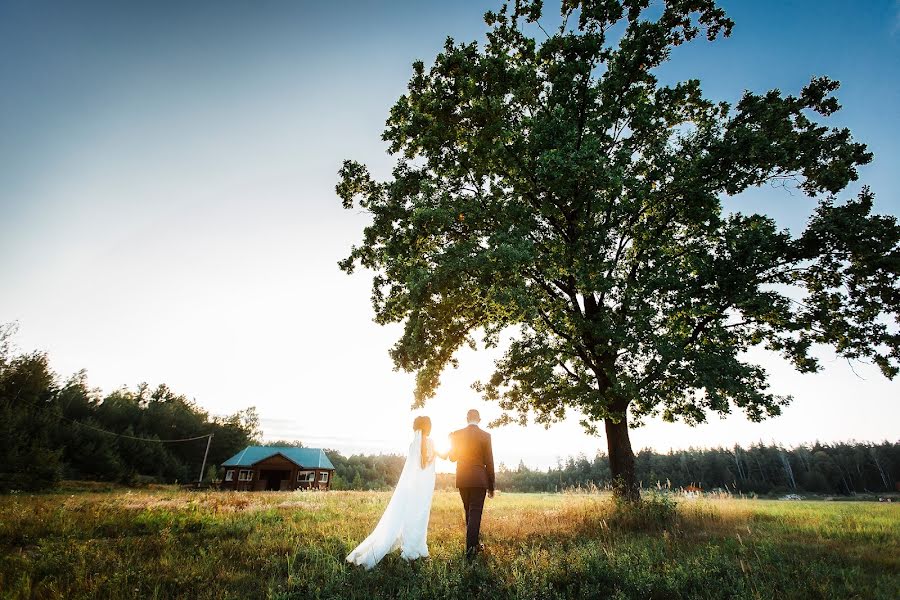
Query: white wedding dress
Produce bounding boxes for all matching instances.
[346,431,436,569]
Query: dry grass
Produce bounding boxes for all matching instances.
[1,488,897,599]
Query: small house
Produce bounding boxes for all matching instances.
[221,446,336,491]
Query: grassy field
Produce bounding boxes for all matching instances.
[1,486,897,599]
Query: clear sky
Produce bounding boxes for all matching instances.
[1,1,898,471]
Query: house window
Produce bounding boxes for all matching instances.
[225,470,234,482]
[318,472,329,483]
[298,471,315,482]
[238,470,253,481]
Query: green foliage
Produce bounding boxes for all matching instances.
[336,0,900,495]
[0,323,259,491]
[280,440,899,496]
[325,450,406,491]
[0,346,63,491]
[496,441,900,496]
[609,490,677,531]
[265,440,306,448]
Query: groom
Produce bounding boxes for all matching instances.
[448,409,495,561]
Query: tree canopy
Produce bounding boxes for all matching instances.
[0,322,260,491]
[337,0,900,498]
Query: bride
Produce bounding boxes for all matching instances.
[346,416,446,569]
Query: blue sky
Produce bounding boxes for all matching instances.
[1,1,898,469]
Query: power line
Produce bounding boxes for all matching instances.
[63,413,216,484]
[1,360,215,444]
[7,394,213,444]
[64,416,213,443]
[7,395,217,483]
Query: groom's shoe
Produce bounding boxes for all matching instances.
[465,544,485,563]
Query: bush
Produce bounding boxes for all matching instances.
[609,491,678,532]
[125,474,164,487]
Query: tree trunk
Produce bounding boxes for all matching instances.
[605,414,639,502]
[870,448,890,490]
[779,451,796,490]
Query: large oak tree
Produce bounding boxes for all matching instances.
[337,0,900,499]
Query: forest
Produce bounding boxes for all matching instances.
[2,323,896,497]
[488,441,899,496]
[323,441,899,497]
[0,328,260,491]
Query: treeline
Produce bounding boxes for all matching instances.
[313,441,898,496]
[494,442,900,495]
[4,324,897,497]
[0,324,260,492]
[326,451,406,491]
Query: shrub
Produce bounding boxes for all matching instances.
[609,491,678,532]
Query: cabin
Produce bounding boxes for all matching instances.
[220,446,336,491]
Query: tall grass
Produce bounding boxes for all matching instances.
[1,489,897,599]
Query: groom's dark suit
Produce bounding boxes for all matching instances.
[448,424,495,556]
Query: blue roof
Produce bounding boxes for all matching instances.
[222,446,335,470]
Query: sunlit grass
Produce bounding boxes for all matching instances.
[1,488,897,599]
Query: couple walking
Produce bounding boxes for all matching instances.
[345,409,495,569]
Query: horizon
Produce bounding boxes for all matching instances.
[2,1,899,472]
[219,438,899,478]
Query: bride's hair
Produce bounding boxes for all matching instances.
[413,416,432,469]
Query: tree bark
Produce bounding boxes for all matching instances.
[870,448,890,489]
[605,413,639,502]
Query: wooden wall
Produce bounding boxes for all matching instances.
[221,454,333,491]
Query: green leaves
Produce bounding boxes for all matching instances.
[790,188,900,379]
[336,0,898,434]
[335,160,376,211]
[707,77,873,196]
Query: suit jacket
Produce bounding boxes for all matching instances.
[448,424,495,492]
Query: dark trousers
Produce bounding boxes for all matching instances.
[458,487,487,553]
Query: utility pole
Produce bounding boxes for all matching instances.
[198,434,213,486]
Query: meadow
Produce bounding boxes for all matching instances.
[1,485,897,600]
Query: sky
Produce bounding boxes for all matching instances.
[1,1,898,471]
